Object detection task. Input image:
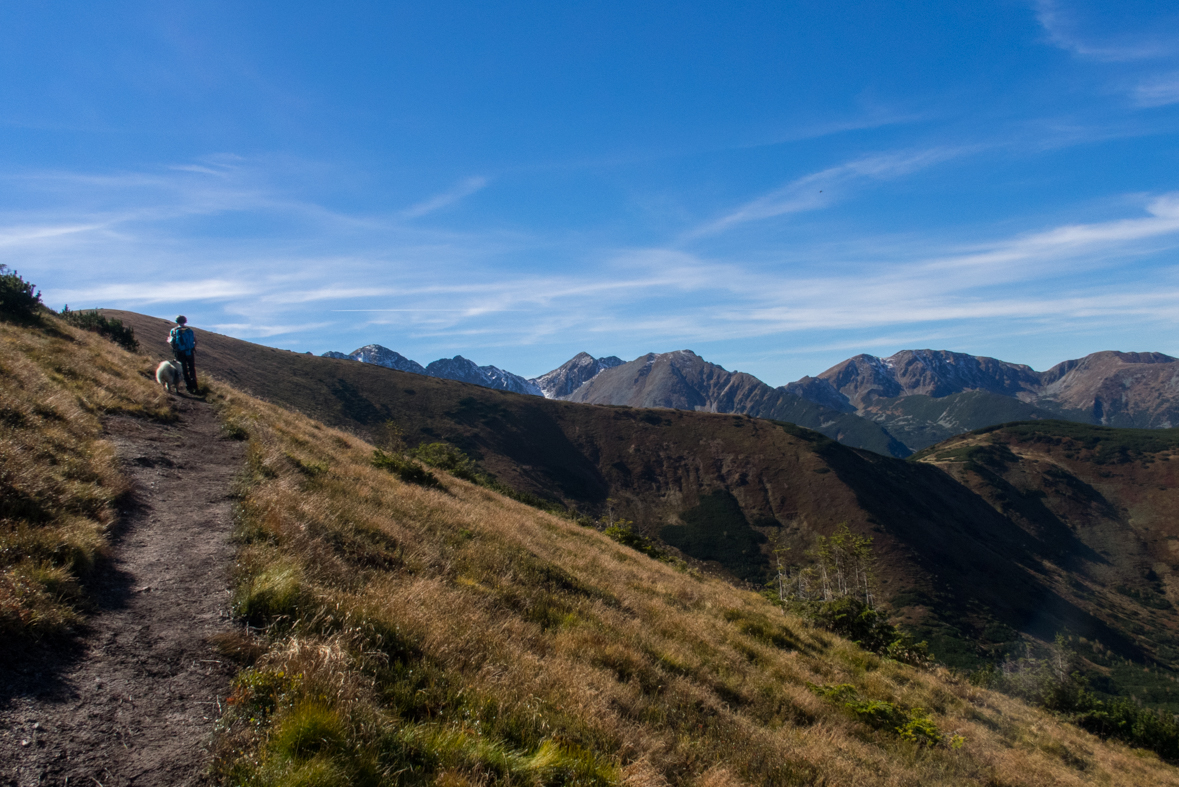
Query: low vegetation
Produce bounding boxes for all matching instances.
[208,381,1179,785]
[974,636,1179,760]
[0,265,44,324]
[0,315,171,644]
[59,306,140,352]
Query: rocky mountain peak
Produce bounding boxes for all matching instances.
[530,352,624,399]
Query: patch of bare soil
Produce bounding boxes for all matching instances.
[0,396,245,786]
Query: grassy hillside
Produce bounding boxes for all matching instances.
[100,311,1179,679]
[915,422,1179,703]
[209,377,1179,785]
[0,315,172,645]
[7,313,1179,783]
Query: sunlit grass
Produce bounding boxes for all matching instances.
[0,317,172,641]
[210,383,1179,786]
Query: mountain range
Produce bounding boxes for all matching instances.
[324,342,1179,455]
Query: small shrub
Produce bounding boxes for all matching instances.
[604,523,666,560]
[372,449,439,487]
[271,702,347,760]
[410,442,481,482]
[228,667,299,721]
[223,420,250,441]
[802,597,930,666]
[0,266,43,323]
[58,307,139,352]
[811,683,959,748]
[405,441,571,515]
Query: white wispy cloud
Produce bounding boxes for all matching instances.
[54,279,256,306]
[1134,71,1179,107]
[211,321,334,338]
[1034,0,1175,62]
[400,176,489,219]
[6,157,1179,377]
[0,222,108,247]
[688,147,965,237]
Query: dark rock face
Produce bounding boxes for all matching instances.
[531,352,624,399]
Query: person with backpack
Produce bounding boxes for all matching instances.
[167,315,198,393]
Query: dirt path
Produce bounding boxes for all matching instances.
[0,396,245,787]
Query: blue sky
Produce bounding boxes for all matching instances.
[3,1,1179,384]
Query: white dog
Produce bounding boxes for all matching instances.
[155,360,182,393]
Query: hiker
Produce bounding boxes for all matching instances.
[167,315,199,393]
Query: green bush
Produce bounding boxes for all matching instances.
[59,307,140,352]
[603,523,667,560]
[802,597,930,666]
[372,449,439,487]
[405,440,569,516]
[234,564,308,626]
[981,637,1179,761]
[0,266,43,323]
[410,441,481,482]
[810,683,961,748]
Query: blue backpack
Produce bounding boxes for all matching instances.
[169,326,195,353]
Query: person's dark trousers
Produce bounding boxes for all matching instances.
[174,350,197,393]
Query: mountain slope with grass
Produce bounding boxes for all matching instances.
[209,369,1179,786]
[914,421,1179,700]
[5,307,1179,783]
[98,312,1179,681]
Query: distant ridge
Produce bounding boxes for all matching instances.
[567,350,910,457]
[346,344,426,375]
[321,345,620,400]
[323,341,1179,454]
[425,355,542,396]
[797,349,1179,439]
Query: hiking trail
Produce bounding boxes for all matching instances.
[0,396,245,786]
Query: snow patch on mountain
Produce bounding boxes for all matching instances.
[347,344,428,374]
[426,355,543,396]
[529,352,625,399]
[321,345,541,395]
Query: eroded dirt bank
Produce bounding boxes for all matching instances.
[1,396,244,786]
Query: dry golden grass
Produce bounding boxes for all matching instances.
[211,383,1179,786]
[0,317,172,640]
